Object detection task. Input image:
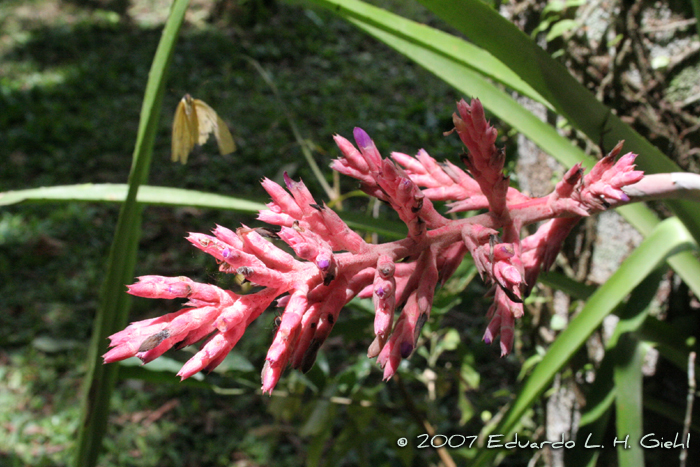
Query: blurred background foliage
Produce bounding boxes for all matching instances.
[1,0,700,466]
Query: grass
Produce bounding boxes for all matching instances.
[0,1,527,465]
[9,1,700,465]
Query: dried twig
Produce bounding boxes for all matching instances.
[680,351,696,467]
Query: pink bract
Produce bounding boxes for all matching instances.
[104,98,644,393]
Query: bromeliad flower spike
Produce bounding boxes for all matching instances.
[104,98,646,393]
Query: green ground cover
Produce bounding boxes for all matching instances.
[1,1,522,465]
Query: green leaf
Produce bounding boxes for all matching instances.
[613,338,647,467]
[301,389,336,437]
[664,250,700,301]
[120,356,199,376]
[458,389,476,425]
[471,217,695,466]
[545,19,579,42]
[306,0,551,107]
[305,430,330,467]
[638,317,700,374]
[608,270,660,465]
[0,183,408,237]
[550,314,567,331]
[692,0,700,38]
[543,0,586,14]
[437,328,461,353]
[567,403,612,467]
[117,363,210,388]
[531,16,556,38]
[517,348,544,382]
[460,359,480,390]
[31,336,82,353]
[332,209,407,239]
[417,0,700,246]
[644,396,700,434]
[341,16,591,168]
[208,351,256,373]
[73,1,191,466]
[310,0,700,299]
[0,184,267,212]
[117,356,210,386]
[538,270,596,300]
[650,55,670,70]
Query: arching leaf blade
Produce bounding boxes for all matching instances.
[471,217,696,466]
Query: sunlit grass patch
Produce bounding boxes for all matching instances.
[0,347,83,466]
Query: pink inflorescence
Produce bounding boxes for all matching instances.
[104,98,644,392]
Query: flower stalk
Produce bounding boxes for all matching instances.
[105,98,652,392]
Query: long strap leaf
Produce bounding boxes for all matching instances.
[471,217,695,466]
[613,337,647,467]
[0,183,407,238]
[306,0,549,107]
[73,1,190,465]
[610,269,663,467]
[307,0,700,299]
[566,268,664,467]
[0,184,267,212]
[417,0,700,245]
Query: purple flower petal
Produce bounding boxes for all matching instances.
[283,172,293,190]
[353,127,371,149]
[400,342,413,358]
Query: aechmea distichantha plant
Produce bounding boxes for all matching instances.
[104,98,675,394]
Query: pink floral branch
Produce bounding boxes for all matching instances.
[104,97,689,393]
